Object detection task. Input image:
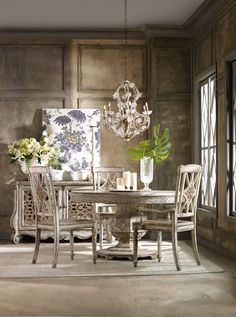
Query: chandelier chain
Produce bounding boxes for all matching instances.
[124,0,127,80]
[103,0,152,141]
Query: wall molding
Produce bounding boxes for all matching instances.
[0,28,145,40]
[184,0,231,35]
[142,25,191,38]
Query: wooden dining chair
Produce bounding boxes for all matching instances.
[28,166,97,268]
[92,166,124,249]
[133,164,202,271]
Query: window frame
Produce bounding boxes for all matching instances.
[193,65,217,214]
[225,51,236,217]
[199,74,217,211]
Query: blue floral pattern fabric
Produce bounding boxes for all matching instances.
[42,109,100,172]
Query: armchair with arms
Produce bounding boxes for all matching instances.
[133,164,202,271]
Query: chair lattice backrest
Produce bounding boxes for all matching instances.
[174,164,202,218]
[92,167,124,191]
[29,166,58,226]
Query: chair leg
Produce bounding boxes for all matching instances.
[106,220,113,243]
[99,218,104,250]
[133,224,138,267]
[92,221,97,264]
[52,228,59,268]
[32,228,41,264]
[157,231,162,262]
[191,229,201,265]
[70,230,74,260]
[172,230,181,271]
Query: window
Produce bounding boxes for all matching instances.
[200,74,216,210]
[226,58,236,217]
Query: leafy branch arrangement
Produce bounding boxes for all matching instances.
[127,123,172,164]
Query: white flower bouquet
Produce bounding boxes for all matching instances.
[8,132,60,168]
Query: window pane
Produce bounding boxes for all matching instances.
[201,149,208,206]
[200,75,216,209]
[201,84,208,148]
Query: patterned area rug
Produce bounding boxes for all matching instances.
[0,241,224,278]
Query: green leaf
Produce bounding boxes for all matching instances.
[127,123,172,165]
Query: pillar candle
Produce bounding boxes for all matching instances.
[123,171,131,190]
[116,177,125,190]
[130,173,137,191]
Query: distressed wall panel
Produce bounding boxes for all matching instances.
[156,48,191,95]
[215,5,236,75]
[78,46,146,92]
[0,45,65,90]
[153,101,191,190]
[194,32,212,76]
[149,39,192,190]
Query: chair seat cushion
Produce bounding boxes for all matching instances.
[133,219,194,232]
[38,218,94,231]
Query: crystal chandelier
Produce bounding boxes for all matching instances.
[103,0,152,141]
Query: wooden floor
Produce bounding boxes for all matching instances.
[0,241,235,317]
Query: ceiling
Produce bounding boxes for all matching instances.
[0,0,205,29]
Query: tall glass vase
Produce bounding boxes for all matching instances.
[140,157,153,191]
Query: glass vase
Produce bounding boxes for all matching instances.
[140,157,153,191]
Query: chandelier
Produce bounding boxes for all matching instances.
[103,0,152,141]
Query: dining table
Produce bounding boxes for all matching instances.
[70,189,175,260]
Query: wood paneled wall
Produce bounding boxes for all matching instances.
[0,38,147,238]
[0,42,68,238]
[192,0,236,255]
[148,37,192,190]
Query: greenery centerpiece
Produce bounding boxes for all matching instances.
[127,123,171,190]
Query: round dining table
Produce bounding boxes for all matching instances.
[70,189,175,260]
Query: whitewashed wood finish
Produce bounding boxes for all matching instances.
[10,180,94,243]
[71,190,175,205]
[70,190,175,259]
[92,166,124,249]
[133,164,202,271]
[28,166,97,268]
